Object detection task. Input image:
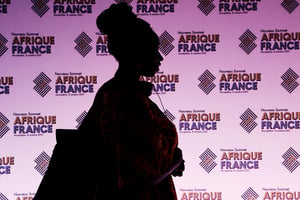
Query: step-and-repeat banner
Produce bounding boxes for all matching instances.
[1,0,300,199]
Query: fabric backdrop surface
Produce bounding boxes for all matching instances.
[0,0,300,199]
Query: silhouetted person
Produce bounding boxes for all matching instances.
[34,2,184,200]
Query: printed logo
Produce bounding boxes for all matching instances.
[220,148,262,172]
[239,29,257,54]
[198,0,215,16]
[33,72,52,97]
[263,188,300,199]
[198,70,216,95]
[281,0,299,14]
[241,187,259,200]
[260,29,300,54]
[0,76,13,94]
[0,156,14,175]
[282,147,300,173]
[0,112,10,139]
[261,108,300,132]
[34,151,50,176]
[55,72,97,96]
[178,31,220,55]
[281,68,299,93]
[0,193,8,200]
[159,31,175,56]
[179,188,222,200]
[219,0,262,15]
[53,0,96,16]
[115,0,133,4]
[13,112,56,136]
[179,110,220,133]
[240,108,257,133]
[135,0,178,16]
[140,72,179,94]
[76,111,87,128]
[14,193,35,200]
[0,0,10,14]
[12,32,55,56]
[0,34,8,57]
[74,32,93,57]
[31,0,50,17]
[164,109,175,122]
[199,148,217,173]
[219,70,261,94]
[96,32,109,56]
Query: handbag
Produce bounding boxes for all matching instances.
[33,129,89,200]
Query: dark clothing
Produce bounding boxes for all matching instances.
[33,68,180,200]
[78,68,179,200]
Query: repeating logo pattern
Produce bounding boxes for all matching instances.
[0,193,8,200]
[74,32,93,57]
[281,0,299,14]
[34,151,50,176]
[198,0,215,16]
[159,31,175,56]
[281,68,299,93]
[199,148,217,173]
[198,70,216,95]
[31,0,50,17]
[240,108,257,133]
[76,111,88,128]
[0,34,8,57]
[282,147,300,173]
[1,1,300,197]
[241,187,259,200]
[0,112,10,139]
[239,29,257,55]
[33,72,52,97]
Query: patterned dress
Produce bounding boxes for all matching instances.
[79,68,179,200]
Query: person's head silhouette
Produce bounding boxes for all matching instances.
[96,3,163,78]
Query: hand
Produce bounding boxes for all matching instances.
[172,159,185,177]
[171,147,185,177]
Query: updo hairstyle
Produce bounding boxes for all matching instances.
[96,3,159,64]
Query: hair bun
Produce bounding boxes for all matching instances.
[96,3,137,36]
